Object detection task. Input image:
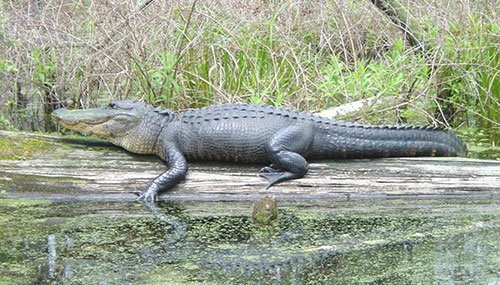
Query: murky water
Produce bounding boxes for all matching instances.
[0,198,498,284]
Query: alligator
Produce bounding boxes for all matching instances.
[52,100,467,201]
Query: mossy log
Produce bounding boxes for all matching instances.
[370,0,424,50]
[0,130,498,201]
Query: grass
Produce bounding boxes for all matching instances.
[0,0,498,150]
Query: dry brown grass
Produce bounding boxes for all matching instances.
[0,0,497,137]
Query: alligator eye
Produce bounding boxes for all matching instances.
[108,102,116,109]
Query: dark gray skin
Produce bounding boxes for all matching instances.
[52,100,467,202]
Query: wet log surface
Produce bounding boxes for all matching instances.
[0,130,499,201]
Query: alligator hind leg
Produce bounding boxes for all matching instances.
[259,125,313,189]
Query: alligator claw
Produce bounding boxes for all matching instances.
[259,173,281,188]
[259,170,284,188]
[133,190,157,203]
[260,171,299,189]
[259,165,286,189]
[132,190,143,197]
[259,165,281,174]
[259,163,303,190]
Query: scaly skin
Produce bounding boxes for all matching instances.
[52,100,467,201]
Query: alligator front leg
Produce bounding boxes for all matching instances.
[135,145,187,202]
[259,125,313,188]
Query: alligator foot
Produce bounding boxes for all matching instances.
[133,189,157,202]
[259,166,298,189]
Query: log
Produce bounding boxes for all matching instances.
[370,0,424,51]
[0,130,498,201]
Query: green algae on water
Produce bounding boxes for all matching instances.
[0,199,498,284]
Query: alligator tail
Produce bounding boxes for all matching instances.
[313,123,467,159]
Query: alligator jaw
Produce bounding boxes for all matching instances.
[52,108,110,125]
[51,107,118,138]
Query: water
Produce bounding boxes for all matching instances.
[0,198,498,284]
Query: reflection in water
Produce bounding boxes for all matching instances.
[142,201,187,244]
[47,234,56,279]
[0,198,498,284]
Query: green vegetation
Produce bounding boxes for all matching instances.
[0,1,498,154]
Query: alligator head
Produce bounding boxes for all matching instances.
[52,100,172,154]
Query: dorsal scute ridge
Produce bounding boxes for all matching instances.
[365,124,445,131]
[177,104,447,132]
